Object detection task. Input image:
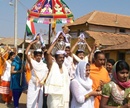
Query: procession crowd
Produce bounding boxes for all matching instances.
[0,26,130,108]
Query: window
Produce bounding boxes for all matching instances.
[119,28,126,33]
[70,32,78,38]
[105,53,109,59]
[118,52,125,60]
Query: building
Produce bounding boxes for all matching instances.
[0,37,34,50]
[0,35,50,50]
[66,10,130,64]
[0,37,23,48]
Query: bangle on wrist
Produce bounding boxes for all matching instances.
[97,92,101,95]
[85,94,90,99]
[14,71,17,73]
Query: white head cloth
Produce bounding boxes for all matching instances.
[77,49,85,52]
[52,31,69,44]
[65,43,70,47]
[18,49,23,53]
[75,61,92,90]
[94,49,101,53]
[32,33,45,47]
[79,33,85,40]
[28,51,31,55]
[66,33,71,37]
[35,48,42,52]
[55,50,66,55]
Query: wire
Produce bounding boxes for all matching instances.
[18,0,29,10]
[9,0,29,10]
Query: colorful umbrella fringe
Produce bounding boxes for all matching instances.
[28,0,74,24]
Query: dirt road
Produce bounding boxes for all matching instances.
[0,92,27,108]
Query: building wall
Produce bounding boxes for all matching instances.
[104,51,117,61]
[70,37,95,54]
[69,24,87,32]
[69,23,130,65]
[104,50,130,65]
[125,53,130,64]
[69,24,89,38]
[71,37,130,65]
[86,37,95,48]
[69,23,130,36]
[89,25,130,35]
[89,25,116,33]
[116,28,130,35]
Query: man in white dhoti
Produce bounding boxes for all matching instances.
[25,39,48,108]
[45,34,70,108]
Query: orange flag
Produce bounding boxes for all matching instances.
[25,63,31,83]
[0,52,9,76]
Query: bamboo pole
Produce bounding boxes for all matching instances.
[20,28,26,86]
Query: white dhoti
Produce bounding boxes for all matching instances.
[27,80,43,108]
[27,58,48,108]
[45,62,70,108]
[47,95,69,108]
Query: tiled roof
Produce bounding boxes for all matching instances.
[86,31,130,46]
[101,41,130,50]
[0,37,23,46]
[66,11,95,26]
[67,11,130,29]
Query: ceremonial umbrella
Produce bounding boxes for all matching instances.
[27,0,74,44]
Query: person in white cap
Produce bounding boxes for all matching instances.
[71,34,91,63]
[45,35,70,108]
[69,34,92,80]
[25,38,48,108]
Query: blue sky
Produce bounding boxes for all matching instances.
[0,0,130,38]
